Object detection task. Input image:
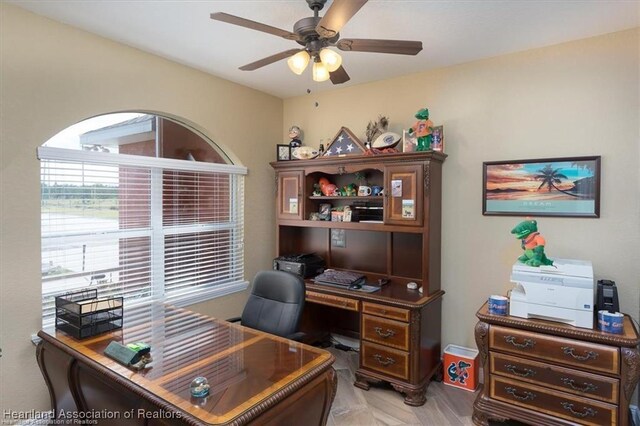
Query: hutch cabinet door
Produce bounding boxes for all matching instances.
[277,170,304,220]
[384,164,423,226]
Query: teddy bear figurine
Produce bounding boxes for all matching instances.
[408,108,434,151]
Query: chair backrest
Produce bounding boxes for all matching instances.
[240,270,305,338]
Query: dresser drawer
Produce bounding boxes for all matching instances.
[362,302,409,322]
[362,315,409,351]
[490,326,619,375]
[490,376,617,426]
[306,291,359,312]
[361,341,409,380]
[490,352,619,404]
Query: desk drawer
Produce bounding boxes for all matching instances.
[362,302,409,322]
[490,352,619,404]
[490,326,619,375]
[362,315,409,351]
[490,376,617,426]
[361,341,409,380]
[306,291,359,312]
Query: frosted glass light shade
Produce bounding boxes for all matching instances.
[312,61,330,82]
[319,49,342,72]
[287,51,310,75]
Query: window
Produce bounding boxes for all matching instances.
[39,114,247,327]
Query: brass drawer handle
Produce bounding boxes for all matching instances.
[504,364,536,378]
[374,327,396,338]
[373,354,396,366]
[560,402,597,418]
[505,387,536,401]
[504,335,535,349]
[560,377,598,392]
[561,346,599,361]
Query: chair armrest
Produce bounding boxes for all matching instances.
[286,331,306,342]
[227,317,242,323]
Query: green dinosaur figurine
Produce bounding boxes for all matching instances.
[408,107,434,151]
[511,220,553,267]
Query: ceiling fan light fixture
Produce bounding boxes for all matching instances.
[312,61,330,82]
[319,48,342,72]
[287,50,310,75]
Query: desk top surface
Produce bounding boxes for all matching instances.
[476,302,640,347]
[40,304,334,425]
[306,281,444,308]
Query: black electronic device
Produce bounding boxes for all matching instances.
[596,279,620,313]
[273,253,325,278]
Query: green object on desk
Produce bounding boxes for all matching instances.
[105,341,140,366]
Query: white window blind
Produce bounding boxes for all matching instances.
[39,147,247,327]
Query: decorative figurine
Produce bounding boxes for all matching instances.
[408,107,434,151]
[312,183,322,197]
[343,183,357,196]
[318,177,337,196]
[511,220,553,267]
[190,376,210,398]
[288,125,302,147]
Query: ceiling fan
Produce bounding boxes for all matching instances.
[210,0,423,84]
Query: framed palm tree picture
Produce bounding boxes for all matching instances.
[483,156,601,217]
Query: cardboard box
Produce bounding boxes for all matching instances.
[443,344,479,391]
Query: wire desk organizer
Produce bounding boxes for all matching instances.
[55,288,123,339]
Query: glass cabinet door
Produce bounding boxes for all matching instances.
[384,163,423,226]
[277,170,304,220]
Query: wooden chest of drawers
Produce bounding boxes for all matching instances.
[473,303,640,426]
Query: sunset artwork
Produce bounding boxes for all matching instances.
[483,157,600,217]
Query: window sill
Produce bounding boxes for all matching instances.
[169,280,249,308]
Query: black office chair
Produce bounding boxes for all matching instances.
[228,270,306,341]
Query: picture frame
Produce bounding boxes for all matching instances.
[483,156,601,217]
[276,144,291,161]
[431,125,444,152]
[402,130,417,153]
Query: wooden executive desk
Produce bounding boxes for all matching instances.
[37,304,336,425]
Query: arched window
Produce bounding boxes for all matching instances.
[39,113,246,327]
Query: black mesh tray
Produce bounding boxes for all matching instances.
[55,288,123,339]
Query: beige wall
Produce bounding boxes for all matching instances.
[0,4,281,412]
[284,29,640,349]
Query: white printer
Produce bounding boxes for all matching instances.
[509,258,595,329]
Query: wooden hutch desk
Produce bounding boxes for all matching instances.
[37,304,336,425]
[473,302,640,426]
[271,152,446,405]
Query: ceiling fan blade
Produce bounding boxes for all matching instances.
[239,49,303,71]
[210,12,300,41]
[337,38,423,55]
[329,65,350,85]
[316,0,368,39]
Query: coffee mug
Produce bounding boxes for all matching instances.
[371,186,383,196]
[358,186,372,196]
[598,310,624,334]
[488,295,508,316]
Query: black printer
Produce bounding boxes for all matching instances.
[273,253,325,278]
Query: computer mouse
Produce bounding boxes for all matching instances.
[349,283,362,290]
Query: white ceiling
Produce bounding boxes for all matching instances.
[10,0,640,99]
